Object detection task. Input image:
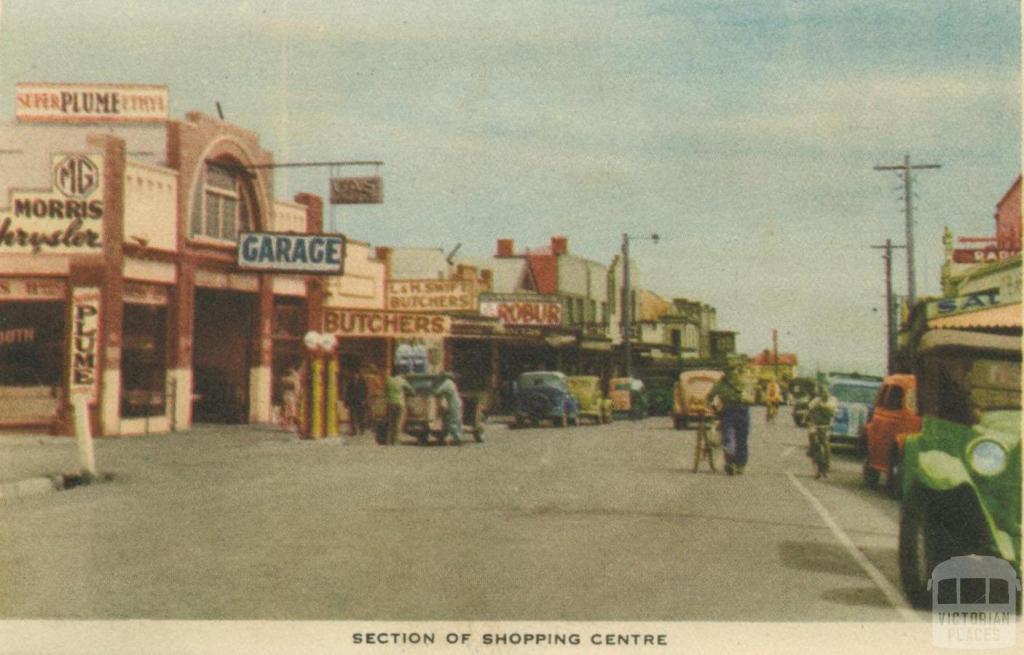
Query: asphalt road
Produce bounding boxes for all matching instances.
[0,411,930,621]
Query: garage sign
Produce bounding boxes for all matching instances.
[237,232,345,274]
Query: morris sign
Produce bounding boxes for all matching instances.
[479,293,563,327]
[237,232,345,274]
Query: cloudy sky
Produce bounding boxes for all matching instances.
[1,1,1019,374]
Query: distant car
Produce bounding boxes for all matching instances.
[567,376,612,425]
[672,369,723,430]
[609,377,648,420]
[898,330,1020,609]
[643,376,675,417]
[827,375,882,448]
[376,373,484,445]
[511,371,580,428]
[862,374,921,497]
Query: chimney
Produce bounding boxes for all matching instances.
[551,235,568,255]
[480,269,493,290]
[496,238,515,257]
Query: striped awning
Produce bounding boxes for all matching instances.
[928,303,1021,329]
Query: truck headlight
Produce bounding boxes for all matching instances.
[968,440,1008,477]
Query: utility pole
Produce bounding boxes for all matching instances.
[871,239,906,375]
[873,154,941,308]
[772,328,779,380]
[621,233,632,378]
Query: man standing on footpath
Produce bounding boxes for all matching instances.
[384,367,413,446]
[707,365,752,475]
[433,371,464,445]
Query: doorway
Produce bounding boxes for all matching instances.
[192,288,255,423]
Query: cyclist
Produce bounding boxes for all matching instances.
[806,385,837,479]
[764,377,782,423]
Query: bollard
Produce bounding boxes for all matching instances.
[310,355,325,439]
[72,394,97,478]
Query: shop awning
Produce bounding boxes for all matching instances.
[928,303,1021,330]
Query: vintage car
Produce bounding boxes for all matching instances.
[511,371,580,428]
[862,374,921,497]
[375,373,484,445]
[898,330,1021,609]
[609,377,648,420]
[826,374,882,448]
[672,369,724,430]
[789,376,818,427]
[566,375,612,425]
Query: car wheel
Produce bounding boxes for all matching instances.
[886,449,903,499]
[862,460,880,488]
[899,489,952,609]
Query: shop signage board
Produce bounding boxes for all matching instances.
[329,176,383,204]
[479,293,563,326]
[925,289,1004,320]
[15,82,168,123]
[0,278,67,301]
[322,309,451,338]
[237,232,345,274]
[952,248,1021,264]
[0,153,105,255]
[69,287,101,403]
[386,279,476,312]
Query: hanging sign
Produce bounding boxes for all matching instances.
[237,232,345,274]
[479,293,563,326]
[69,287,101,402]
[329,176,383,204]
[16,82,168,123]
[0,153,104,255]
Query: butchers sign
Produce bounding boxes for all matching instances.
[69,287,101,402]
[386,279,476,312]
[0,153,104,255]
[323,309,451,338]
[479,293,563,327]
[16,82,168,123]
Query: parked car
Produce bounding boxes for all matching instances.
[898,329,1021,609]
[789,376,817,427]
[511,371,580,428]
[672,369,723,430]
[609,377,648,420]
[862,374,921,497]
[566,376,612,425]
[826,374,882,448]
[375,373,484,445]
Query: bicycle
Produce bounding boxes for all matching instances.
[692,412,719,473]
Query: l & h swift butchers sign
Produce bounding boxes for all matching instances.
[16,83,168,123]
[69,287,101,403]
[479,293,563,327]
[386,279,476,312]
[0,154,104,255]
[323,309,451,338]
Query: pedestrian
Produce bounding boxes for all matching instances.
[433,371,464,445]
[806,385,838,479]
[384,367,413,446]
[706,365,751,475]
[280,363,304,431]
[363,364,385,438]
[344,368,369,436]
[764,377,782,422]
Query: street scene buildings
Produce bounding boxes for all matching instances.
[0,3,1020,652]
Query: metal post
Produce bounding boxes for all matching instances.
[326,355,339,437]
[621,233,632,378]
[72,394,97,478]
[871,240,905,375]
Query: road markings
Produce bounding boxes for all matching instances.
[786,471,917,621]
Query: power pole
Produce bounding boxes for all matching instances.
[873,154,941,308]
[871,239,906,375]
[621,233,632,378]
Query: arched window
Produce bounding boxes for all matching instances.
[189,160,255,242]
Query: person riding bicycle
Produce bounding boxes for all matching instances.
[806,385,837,479]
[764,377,782,422]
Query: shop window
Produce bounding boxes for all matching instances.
[189,162,254,242]
[121,304,168,418]
[0,302,64,422]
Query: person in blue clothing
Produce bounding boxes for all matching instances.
[706,365,752,475]
[433,371,464,445]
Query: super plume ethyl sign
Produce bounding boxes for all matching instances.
[237,232,345,274]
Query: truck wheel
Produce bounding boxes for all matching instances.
[886,450,903,499]
[899,489,951,609]
[862,461,880,488]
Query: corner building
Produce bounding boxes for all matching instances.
[0,89,321,436]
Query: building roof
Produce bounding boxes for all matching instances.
[456,256,536,294]
[388,247,450,280]
[749,350,798,366]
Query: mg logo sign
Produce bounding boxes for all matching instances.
[54,155,100,198]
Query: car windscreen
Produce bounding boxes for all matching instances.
[685,377,717,398]
[919,354,1021,423]
[830,383,879,405]
[519,373,565,390]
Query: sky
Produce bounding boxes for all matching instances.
[0,0,1019,375]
